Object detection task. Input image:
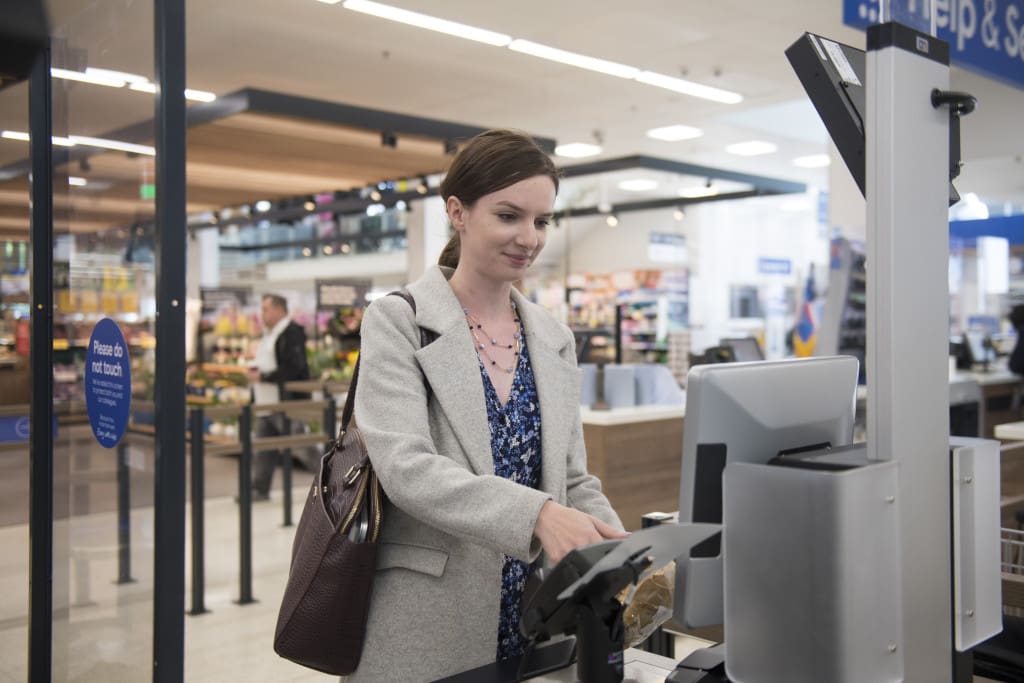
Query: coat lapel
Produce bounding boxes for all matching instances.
[404,267,583,489]
[512,289,582,499]
[407,268,494,476]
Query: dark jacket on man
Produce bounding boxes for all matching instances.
[260,321,310,400]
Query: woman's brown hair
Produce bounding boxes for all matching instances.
[437,129,560,269]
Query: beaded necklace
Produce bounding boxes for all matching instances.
[463,301,522,374]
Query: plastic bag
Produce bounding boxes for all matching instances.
[617,561,675,649]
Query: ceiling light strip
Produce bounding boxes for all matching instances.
[52,67,217,102]
[2,130,76,147]
[68,135,156,156]
[508,40,639,79]
[341,0,511,46]
[635,71,743,104]
[335,0,743,104]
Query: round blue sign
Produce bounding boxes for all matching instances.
[84,318,132,448]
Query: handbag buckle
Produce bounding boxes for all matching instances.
[343,464,362,486]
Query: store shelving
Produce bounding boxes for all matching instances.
[816,237,867,383]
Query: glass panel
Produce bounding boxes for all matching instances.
[0,77,31,680]
[49,3,157,680]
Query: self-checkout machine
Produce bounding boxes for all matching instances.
[710,4,1002,682]
[456,5,1003,682]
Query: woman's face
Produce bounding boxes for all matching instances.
[447,174,556,285]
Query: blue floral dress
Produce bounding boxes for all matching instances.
[478,339,542,661]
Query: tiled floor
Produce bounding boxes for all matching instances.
[0,480,1014,681]
[0,488,335,682]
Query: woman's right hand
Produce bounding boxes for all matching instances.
[533,500,628,566]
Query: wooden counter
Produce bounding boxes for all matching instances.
[581,405,685,531]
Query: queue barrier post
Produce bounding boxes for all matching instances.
[236,405,255,605]
[188,407,209,615]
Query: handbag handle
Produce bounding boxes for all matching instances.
[339,290,434,435]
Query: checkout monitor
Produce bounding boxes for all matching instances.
[720,337,764,362]
[674,355,859,627]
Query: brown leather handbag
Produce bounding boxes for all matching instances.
[274,290,432,675]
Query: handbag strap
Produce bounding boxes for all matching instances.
[339,290,436,434]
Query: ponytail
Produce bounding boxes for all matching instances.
[438,233,460,269]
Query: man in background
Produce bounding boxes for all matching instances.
[249,293,309,500]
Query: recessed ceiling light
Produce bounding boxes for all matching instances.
[554,142,602,159]
[255,200,272,212]
[646,124,703,142]
[68,176,87,187]
[725,141,777,156]
[508,40,639,79]
[679,186,719,199]
[606,214,619,227]
[792,154,831,168]
[341,0,512,46]
[635,71,743,104]
[617,179,659,192]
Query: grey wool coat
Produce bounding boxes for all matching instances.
[344,265,622,682]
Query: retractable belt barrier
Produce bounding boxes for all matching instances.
[177,397,337,612]
[4,397,339,616]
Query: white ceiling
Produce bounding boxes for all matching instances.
[2,0,1022,213]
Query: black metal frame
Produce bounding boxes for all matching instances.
[28,44,54,683]
[152,0,188,680]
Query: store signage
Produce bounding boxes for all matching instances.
[84,318,132,448]
[843,0,1024,90]
[0,415,56,444]
[648,232,688,263]
[316,279,370,310]
[200,286,251,316]
[0,416,30,443]
[758,257,793,275]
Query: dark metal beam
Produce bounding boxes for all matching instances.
[554,189,769,219]
[240,88,556,152]
[560,154,808,195]
[28,43,54,683]
[152,0,187,680]
[0,84,555,181]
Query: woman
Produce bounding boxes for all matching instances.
[350,129,626,681]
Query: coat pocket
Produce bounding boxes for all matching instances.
[376,542,449,577]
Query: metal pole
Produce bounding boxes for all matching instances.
[281,451,293,526]
[237,406,255,605]
[324,396,337,446]
[281,415,293,527]
[116,441,135,584]
[866,22,952,681]
[188,409,208,615]
[153,0,188,678]
[28,43,54,683]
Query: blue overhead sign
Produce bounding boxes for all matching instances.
[759,257,793,275]
[843,0,1024,90]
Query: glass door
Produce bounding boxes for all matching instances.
[49,3,159,680]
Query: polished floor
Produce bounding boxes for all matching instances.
[0,429,1018,681]
[0,485,336,682]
